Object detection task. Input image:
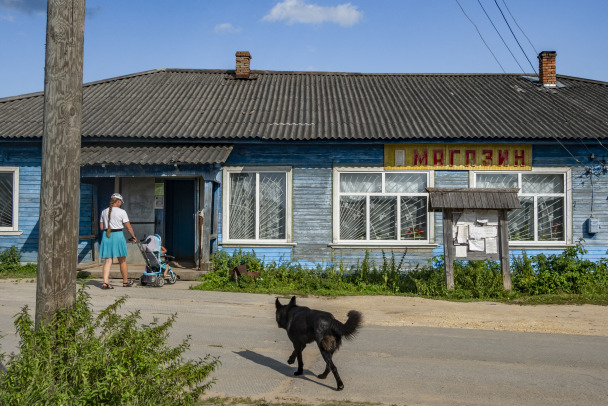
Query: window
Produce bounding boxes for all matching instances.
[334,168,432,244]
[0,167,19,233]
[474,169,570,244]
[222,167,292,243]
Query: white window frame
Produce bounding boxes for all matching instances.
[0,167,20,235]
[332,167,435,247]
[471,167,572,246]
[222,166,293,246]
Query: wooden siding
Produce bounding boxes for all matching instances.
[4,141,608,269]
[0,144,42,263]
[292,167,333,263]
[220,142,608,269]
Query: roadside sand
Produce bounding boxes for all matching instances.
[2,279,606,336]
[316,295,608,336]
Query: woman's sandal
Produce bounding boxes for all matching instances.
[123,280,134,287]
[101,283,114,289]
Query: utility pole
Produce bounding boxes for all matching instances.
[35,0,86,327]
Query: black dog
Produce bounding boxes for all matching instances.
[275,296,362,390]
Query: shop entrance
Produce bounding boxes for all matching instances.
[164,179,196,262]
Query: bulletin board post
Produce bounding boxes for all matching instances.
[427,188,522,292]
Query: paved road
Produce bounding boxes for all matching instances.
[1,280,607,405]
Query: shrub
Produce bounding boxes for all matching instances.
[0,284,220,405]
[511,242,608,296]
[196,242,608,302]
[0,246,37,277]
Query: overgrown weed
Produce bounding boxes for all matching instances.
[192,242,608,305]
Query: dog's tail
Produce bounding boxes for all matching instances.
[340,310,362,340]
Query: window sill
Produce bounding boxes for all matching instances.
[329,242,439,250]
[220,241,297,248]
[509,242,574,249]
[0,230,23,236]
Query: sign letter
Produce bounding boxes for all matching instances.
[414,149,428,166]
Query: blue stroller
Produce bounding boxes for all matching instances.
[137,234,179,287]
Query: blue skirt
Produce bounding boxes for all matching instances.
[100,231,128,259]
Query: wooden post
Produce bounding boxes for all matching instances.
[35,0,86,327]
[201,181,213,263]
[442,209,455,290]
[499,210,512,291]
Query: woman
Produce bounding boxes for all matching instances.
[99,193,137,289]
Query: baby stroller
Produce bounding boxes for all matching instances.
[136,234,179,287]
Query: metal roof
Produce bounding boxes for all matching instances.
[80,144,232,166]
[426,188,522,211]
[1,69,607,141]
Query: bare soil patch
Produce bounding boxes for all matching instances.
[310,295,608,336]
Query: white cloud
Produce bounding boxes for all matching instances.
[214,22,242,34]
[263,0,363,27]
[0,13,14,21]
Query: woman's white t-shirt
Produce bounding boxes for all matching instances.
[100,207,130,230]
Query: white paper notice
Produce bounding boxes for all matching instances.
[486,237,498,254]
[460,211,477,224]
[456,225,469,244]
[483,227,498,238]
[455,245,468,257]
[469,225,483,240]
[476,210,499,225]
[468,239,485,252]
[395,149,405,166]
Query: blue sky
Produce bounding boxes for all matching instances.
[1,0,607,98]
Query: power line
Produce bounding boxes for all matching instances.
[454,0,506,73]
[477,0,526,73]
[494,0,537,74]
[502,0,538,55]
[553,137,583,165]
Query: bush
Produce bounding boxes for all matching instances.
[0,246,37,277]
[511,242,608,296]
[0,284,220,405]
[195,243,608,303]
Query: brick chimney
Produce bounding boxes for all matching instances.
[235,51,251,79]
[538,51,557,87]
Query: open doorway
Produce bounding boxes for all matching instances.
[164,179,196,264]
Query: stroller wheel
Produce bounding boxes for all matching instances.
[140,276,146,286]
[167,272,177,284]
[156,276,165,287]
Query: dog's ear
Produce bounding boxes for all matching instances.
[288,296,296,307]
[275,297,282,309]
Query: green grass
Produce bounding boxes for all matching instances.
[191,244,608,306]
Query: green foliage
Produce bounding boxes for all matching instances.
[197,249,410,296]
[194,241,608,304]
[511,242,608,297]
[0,284,220,406]
[0,246,37,278]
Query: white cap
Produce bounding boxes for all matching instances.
[111,193,124,202]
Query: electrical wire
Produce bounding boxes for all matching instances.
[477,0,526,73]
[454,0,506,73]
[553,137,584,165]
[502,0,538,55]
[494,0,537,74]
[594,137,608,154]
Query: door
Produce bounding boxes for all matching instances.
[120,178,156,264]
[165,179,196,261]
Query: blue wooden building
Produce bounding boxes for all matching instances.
[1,51,608,269]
